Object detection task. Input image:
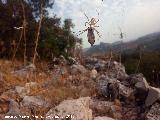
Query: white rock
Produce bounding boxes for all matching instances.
[90,69,98,79]
[145,87,160,107]
[94,116,115,120]
[15,86,26,98]
[46,97,92,120]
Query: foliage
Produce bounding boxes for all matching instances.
[0,0,79,60]
[122,52,160,86]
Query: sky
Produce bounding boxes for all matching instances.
[50,0,160,48]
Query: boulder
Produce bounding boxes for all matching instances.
[15,82,39,98]
[94,116,115,120]
[46,97,92,120]
[90,99,114,117]
[70,64,87,75]
[146,102,160,120]
[145,87,160,107]
[118,84,133,98]
[106,61,128,80]
[12,64,36,77]
[22,96,50,108]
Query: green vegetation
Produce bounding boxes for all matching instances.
[0,0,79,61]
[121,52,160,87]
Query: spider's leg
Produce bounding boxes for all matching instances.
[95,19,99,24]
[85,22,90,26]
[78,28,88,36]
[94,28,101,38]
[93,25,99,28]
[84,12,90,22]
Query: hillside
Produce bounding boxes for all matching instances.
[0,57,160,120]
[85,32,160,55]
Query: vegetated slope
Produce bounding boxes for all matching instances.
[85,32,160,55]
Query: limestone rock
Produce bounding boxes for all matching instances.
[145,87,160,107]
[46,97,92,120]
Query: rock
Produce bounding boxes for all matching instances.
[22,96,50,108]
[94,116,115,120]
[1,89,21,102]
[12,63,36,77]
[46,97,92,120]
[145,87,160,107]
[134,78,149,92]
[68,57,78,65]
[6,99,21,116]
[90,69,98,79]
[90,99,114,117]
[119,84,133,98]
[97,78,119,100]
[0,98,9,114]
[146,102,160,120]
[15,82,39,98]
[15,86,26,98]
[130,74,149,103]
[70,64,87,75]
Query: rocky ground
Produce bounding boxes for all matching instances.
[0,57,160,120]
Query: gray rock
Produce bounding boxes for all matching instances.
[12,64,36,77]
[119,84,133,98]
[46,97,92,120]
[22,96,50,108]
[71,64,87,75]
[145,87,160,107]
[106,61,128,80]
[146,102,160,120]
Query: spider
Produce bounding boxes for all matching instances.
[78,12,101,46]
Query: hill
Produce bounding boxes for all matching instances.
[85,32,160,55]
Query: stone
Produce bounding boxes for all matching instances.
[6,99,21,116]
[22,96,50,108]
[94,116,115,120]
[134,77,149,92]
[15,86,26,98]
[119,84,133,98]
[90,69,98,79]
[146,102,160,120]
[107,61,128,80]
[0,98,9,114]
[15,82,39,98]
[145,87,160,107]
[46,97,92,120]
[70,64,87,75]
[12,64,36,77]
[90,99,114,117]
[68,57,78,65]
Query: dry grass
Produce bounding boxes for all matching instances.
[0,59,96,107]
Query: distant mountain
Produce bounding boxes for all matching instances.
[85,32,160,55]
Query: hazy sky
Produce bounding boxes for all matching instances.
[51,0,160,48]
